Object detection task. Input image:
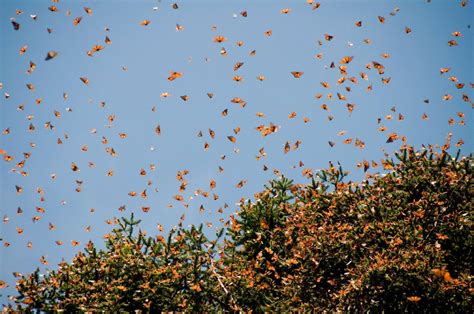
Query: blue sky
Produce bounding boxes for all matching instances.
[0,0,472,305]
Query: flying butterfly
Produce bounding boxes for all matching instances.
[168,71,183,81]
[291,71,304,78]
[213,36,227,43]
[11,20,20,30]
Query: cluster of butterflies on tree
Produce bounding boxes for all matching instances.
[0,0,471,291]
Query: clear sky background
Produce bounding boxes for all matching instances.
[0,0,472,305]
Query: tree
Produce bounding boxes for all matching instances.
[5,146,473,312]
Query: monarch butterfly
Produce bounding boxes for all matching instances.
[407,296,421,302]
[340,56,353,64]
[210,179,216,189]
[73,17,82,26]
[432,268,453,282]
[447,40,457,46]
[105,36,112,44]
[213,35,227,43]
[236,180,247,188]
[378,16,385,23]
[324,34,333,41]
[386,133,398,143]
[84,7,93,15]
[291,71,304,78]
[11,20,20,30]
[227,136,236,143]
[19,45,28,55]
[40,256,48,265]
[91,45,104,52]
[168,71,183,81]
[234,62,244,71]
[355,21,362,27]
[280,8,291,14]
[209,129,215,139]
[264,29,272,37]
[405,26,412,34]
[337,93,346,100]
[180,95,189,101]
[80,77,89,85]
[49,5,58,12]
[140,19,151,26]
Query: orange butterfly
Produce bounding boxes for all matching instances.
[340,56,353,64]
[213,35,227,43]
[407,296,421,302]
[234,62,244,71]
[447,40,458,46]
[168,71,183,81]
[84,7,93,15]
[19,45,28,55]
[291,71,304,78]
[73,17,82,26]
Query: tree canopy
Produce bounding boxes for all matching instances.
[5,146,473,312]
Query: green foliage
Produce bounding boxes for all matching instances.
[6,147,473,312]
